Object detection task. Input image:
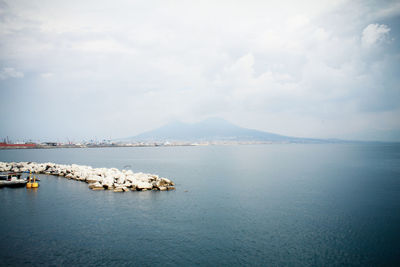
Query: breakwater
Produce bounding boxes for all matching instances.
[0,161,175,192]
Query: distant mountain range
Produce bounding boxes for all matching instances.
[120,117,329,143]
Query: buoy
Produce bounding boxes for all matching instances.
[31,176,39,188]
[26,171,32,188]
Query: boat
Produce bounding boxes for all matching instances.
[0,173,28,188]
[0,142,36,148]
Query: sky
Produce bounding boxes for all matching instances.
[0,0,400,142]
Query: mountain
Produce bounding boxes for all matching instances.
[122,117,322,143]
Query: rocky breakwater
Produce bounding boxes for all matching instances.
[0,161,175,192]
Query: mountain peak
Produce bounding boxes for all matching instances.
[125,117,296,142]
[164,117,230,127]
[194,117,235,128]
[199,117,230,124]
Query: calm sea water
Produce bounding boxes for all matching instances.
[0,144,399,266]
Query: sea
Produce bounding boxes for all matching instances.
[0,144,399,266]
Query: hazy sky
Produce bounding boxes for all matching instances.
[1,0,400,142]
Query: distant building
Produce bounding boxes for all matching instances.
[43,142,58,146]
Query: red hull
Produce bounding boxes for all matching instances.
[0,143,36,147]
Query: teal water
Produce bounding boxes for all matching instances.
[0,144,399,266]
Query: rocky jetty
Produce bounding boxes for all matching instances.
[0,161,175,192]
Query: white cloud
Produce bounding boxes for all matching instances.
[0,0,399,141]
[40,72,54,78]
[361,23,391,47]
[0,67,24,80]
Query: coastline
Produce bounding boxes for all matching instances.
[0,139,368,150]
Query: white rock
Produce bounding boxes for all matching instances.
[136,181,153,190]
[89,182,103,189]
[102,176,114,189]
[86,175,102,184]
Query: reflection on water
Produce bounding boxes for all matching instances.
[26,187,39,197]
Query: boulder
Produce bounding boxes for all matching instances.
[91,187,104,191]
[116,175,126,184]
[136,181,153,190]
[122,187,130,192]
[86,175,101,184]
[102,177,114,189]
[89,182,103,190]
[159,178,172,186]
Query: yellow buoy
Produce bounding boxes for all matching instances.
[26,171,32,188]
[31,176,39,188]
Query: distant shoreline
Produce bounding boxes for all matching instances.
[1,140,395,150]
[0,143,197,150]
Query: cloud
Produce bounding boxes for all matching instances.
[361,23,391,47]
[0,0,399,141]
[0,67,24,80]
[40,72,54,78]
